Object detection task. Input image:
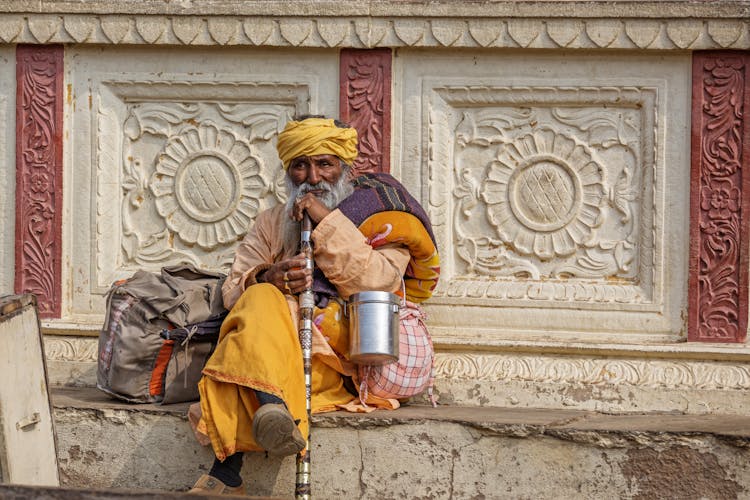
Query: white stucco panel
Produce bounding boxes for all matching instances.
[0,46,15,295]
[395,51,691,344]
[65,47,339,321]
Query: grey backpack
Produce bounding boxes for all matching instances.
[97,264,227,404]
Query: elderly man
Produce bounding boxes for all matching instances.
[189,116,439,495]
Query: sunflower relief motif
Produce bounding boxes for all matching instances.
[149,123,266,250]
[480,129,606,261]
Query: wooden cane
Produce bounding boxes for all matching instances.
[295,212,313,499]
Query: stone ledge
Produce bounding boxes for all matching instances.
[49,387,750,498]
[51,386,750,440]
[0,484,278,499]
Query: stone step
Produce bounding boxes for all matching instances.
[0,484,277,499]
[50,387,750,499]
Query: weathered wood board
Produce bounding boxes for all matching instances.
[0,294,59,486]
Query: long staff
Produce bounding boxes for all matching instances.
[295,212,314,499]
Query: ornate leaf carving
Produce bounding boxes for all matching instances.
[690,54,749,342]
[340,49,391,174]
[123,103,200,140]
[15,46,63,318]
[435,352,750,391]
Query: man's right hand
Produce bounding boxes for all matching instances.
[262,253,313,295]
[291,192,332,224]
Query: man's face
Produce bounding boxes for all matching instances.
[288,154,343,188]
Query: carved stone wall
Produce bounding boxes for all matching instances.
[15,46,64,318]
[690,52,750,343]
[66,47,339,319]
[397,51,690,344]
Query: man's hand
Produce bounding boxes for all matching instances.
[262,253,313,295]
[292,192,332,224]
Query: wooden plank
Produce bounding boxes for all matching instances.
[0,294,59,486]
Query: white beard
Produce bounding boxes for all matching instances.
[282,170,354,256]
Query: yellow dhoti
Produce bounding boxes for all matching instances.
[197,283,355,460]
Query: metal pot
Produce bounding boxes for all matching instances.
[347,291,400,365]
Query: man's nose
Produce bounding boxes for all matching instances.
[307,165,321,185]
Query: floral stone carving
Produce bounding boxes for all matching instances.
[94,83,304,280]
[150,123,265,250]
[431,86,657,305]
[481,129,605,260]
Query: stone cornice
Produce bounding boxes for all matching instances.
[2,1,749,19]
[0,14,747,48]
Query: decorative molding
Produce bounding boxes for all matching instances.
[689,52,750,343]
[15,45,64,318]
[0,16,746,49]
[43,336,98,363]
[340,49,391,174]
[435,352,750,391]
[429,85,658,308]
[43,335,750,392]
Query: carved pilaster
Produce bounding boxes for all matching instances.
[340,49,391,174]
[15,45,64,318]
[690,52,750,343]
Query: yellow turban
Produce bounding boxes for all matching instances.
[276,118,358,169]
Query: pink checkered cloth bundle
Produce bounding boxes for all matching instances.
[358,300,437,407]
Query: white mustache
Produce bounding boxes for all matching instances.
[296,182,333,198]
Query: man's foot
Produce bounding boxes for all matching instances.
[252,404,306,456]
[188,474,246,496]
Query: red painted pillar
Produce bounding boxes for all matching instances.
[689,52,750,342]
[15,45,64,318]
[339,48,392,175]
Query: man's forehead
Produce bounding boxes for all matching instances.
[290,154,341,162]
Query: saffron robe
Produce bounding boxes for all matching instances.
[197,205,410,460]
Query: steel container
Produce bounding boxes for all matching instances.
[347,291,400,365]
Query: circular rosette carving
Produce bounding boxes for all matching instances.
[150,124,266,249]
[481,129,605,260]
